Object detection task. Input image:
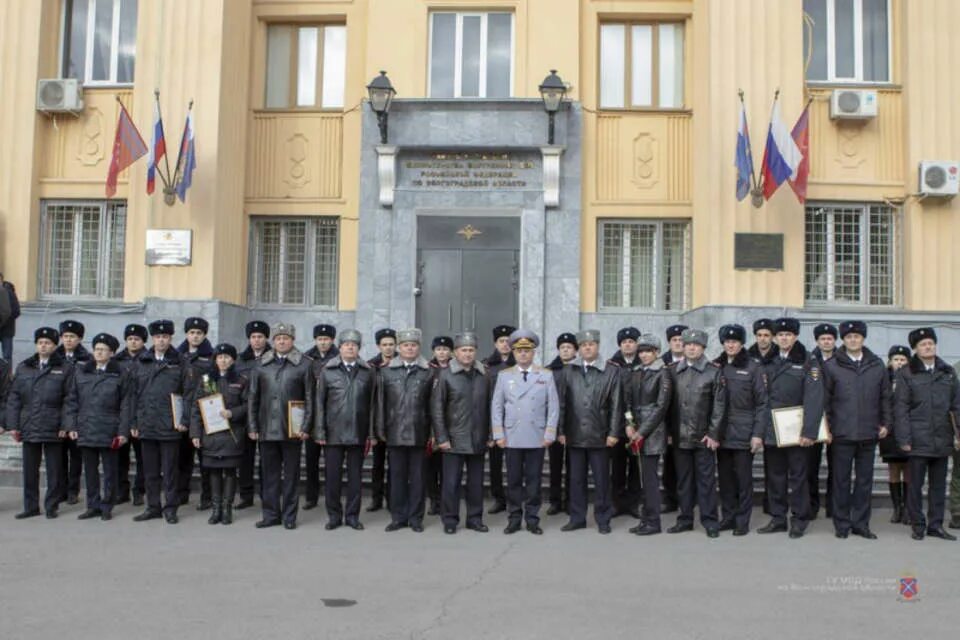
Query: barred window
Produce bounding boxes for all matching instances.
[804,203,899,306]
[249,217,339,307]
[40,200,127,299]
[62,0,138,85]
[598,220,691,310]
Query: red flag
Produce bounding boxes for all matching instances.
[788,101,811,204]
[106,102,148,197]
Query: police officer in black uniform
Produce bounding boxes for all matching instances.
[809,322,838,519]
[56,319,89,505]
[303,323,338,510]
[546,332,578,515]
[608,326,643,519]
[366,328,396,512]
[660,324,687,514]
[234,320,271,509]
[426,335,454,515]
[114,324,148,506]
[177,317,215,509]
[484,324,516,514]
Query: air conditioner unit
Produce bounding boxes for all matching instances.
[829,89,877,120]
[36,78,84,114]
[918,161,960,197]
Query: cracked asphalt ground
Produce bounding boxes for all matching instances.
[0,487,958,640]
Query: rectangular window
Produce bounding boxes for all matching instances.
[804,203,899,306]
[804,0,890,82]
[599,21,685,109]
[40,200,127,299]
[598,220,691,310]
[265,24,347,109]
[428,12,514,98]
[249,217,339,307]
[62,0,138,85]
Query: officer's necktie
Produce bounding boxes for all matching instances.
[522,369,528,382]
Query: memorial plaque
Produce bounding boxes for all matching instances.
[734,233,784,270]
[146,229,193,266]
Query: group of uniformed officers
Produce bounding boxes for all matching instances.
[1,315,958,542]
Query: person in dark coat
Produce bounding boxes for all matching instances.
[0,356,10,429]
[190,343,249,526]
[376,328,434,532]
[6,327,73,519]
[660,324,687,514]
[623,334,672,535]
[666,329,725,538]
[0,274,20,362]
[895,328,960,541]
[483,324,516,515]
[714,325,768,535]
[823,320,892,539]
[249,322,313,529]
[608,326,642,519]
[809,323,838,519]
[233,320,271,509]
[114,324,148,506]
[129,320,190,524]
[366,328,397,513]
[425,335,454,515]
[756,317,823,538]
[883,345,912,524]
[312,329,377,531]
[546,332,578,515]
[303,323,338,510]
[555,329,622,534]
[747,317,776,515]
[431,332,491,534]
[177,317,215,510]
[56,319,89,506]
[65,333,131,521]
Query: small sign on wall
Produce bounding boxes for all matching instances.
[734,233,784,270]
[146,229,192,266]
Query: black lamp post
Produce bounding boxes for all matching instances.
[538,69,567,145]
[367,70,396,144]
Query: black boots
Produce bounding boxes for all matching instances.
[208,473,223,525]
[221,474,236,525]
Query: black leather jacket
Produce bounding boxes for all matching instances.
[375,357,434,446]
[248,349,314,442]
[312,357,377,445]
[430,359,490,455]
[669,356,725,449]
[623,359,672,456]
[556,358,623,448]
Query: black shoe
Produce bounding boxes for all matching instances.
[546,504,562,516]
[598,524,612,535]
[948,517,960,530]
[706,529,719,538]
[789,528,804,539]
[235,498,254,510]
[77,509,101,520]
[561,521,586,532]
[15,509,41,519]
[366,500,383,513]
[927,527,957,541]
[717,520,735,532]
[256,519,281,529]
[284,521,297,530]
[444,525,456,534]
[132,494,144,507]
[667,523,693,534]
[526,524,543,535]
[196,500,212,511]
[851,528,877,540]
[302,501,318,511]
[221,504,233,525]
[133,510,161,522]
[466,523,489,533]
[911,529,925,540]
[101,511,112,521]
[208,510,221,525]
[346,521,364,531]
[504,522,522,535]
[628,524,643,534]
[488,501,507,515]
[660,503,678,514]
[385,522,407,532]
[66,494,79,505]
[835,530,849,539]
[45,510,58,519]
[634,524,661,536]
[411,523,424,533]
[733,528,749,536]
[164,512,179,524]
[324,521,342,531]
[757,521,788,534]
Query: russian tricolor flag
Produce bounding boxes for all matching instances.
[760,98,802,200]
[147,99,166,195]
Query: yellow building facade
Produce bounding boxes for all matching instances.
[0,0,958,358]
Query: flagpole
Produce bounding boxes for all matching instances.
[154,89,172,189]
[171,99,193,188]
[755,89,781,206]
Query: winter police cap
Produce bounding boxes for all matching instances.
[493,325,516,340]
[432,336,454,350]
[682,328,709,347]
[753,318,774,335]
[374,328,396,344]
[246,320,270,338]
[637,333,662,351]
[339,329,363,346]
[34,327,59,344]
[509,329,540,350]
[271,322,296,339]
[813,323,838,339]
[148,319,175,336]
[617,326,641,345]
[576,329,601,345]
[909,327,937,349]
[665,324,688,340]
[397,328,422,345]
[184,317,209,334]
[214,343,238,360]
[124,324,148,341]
[718,324,747,344]
[313,324,336,339]
[773,317,801,336]
[839,320,867,339]
[888,345,911,359]
[92,333,120,352]
[59,320,85,339]
[556,332,578,349]
[454,332,478,349]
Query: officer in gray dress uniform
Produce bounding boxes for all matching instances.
[490,329,559,535]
